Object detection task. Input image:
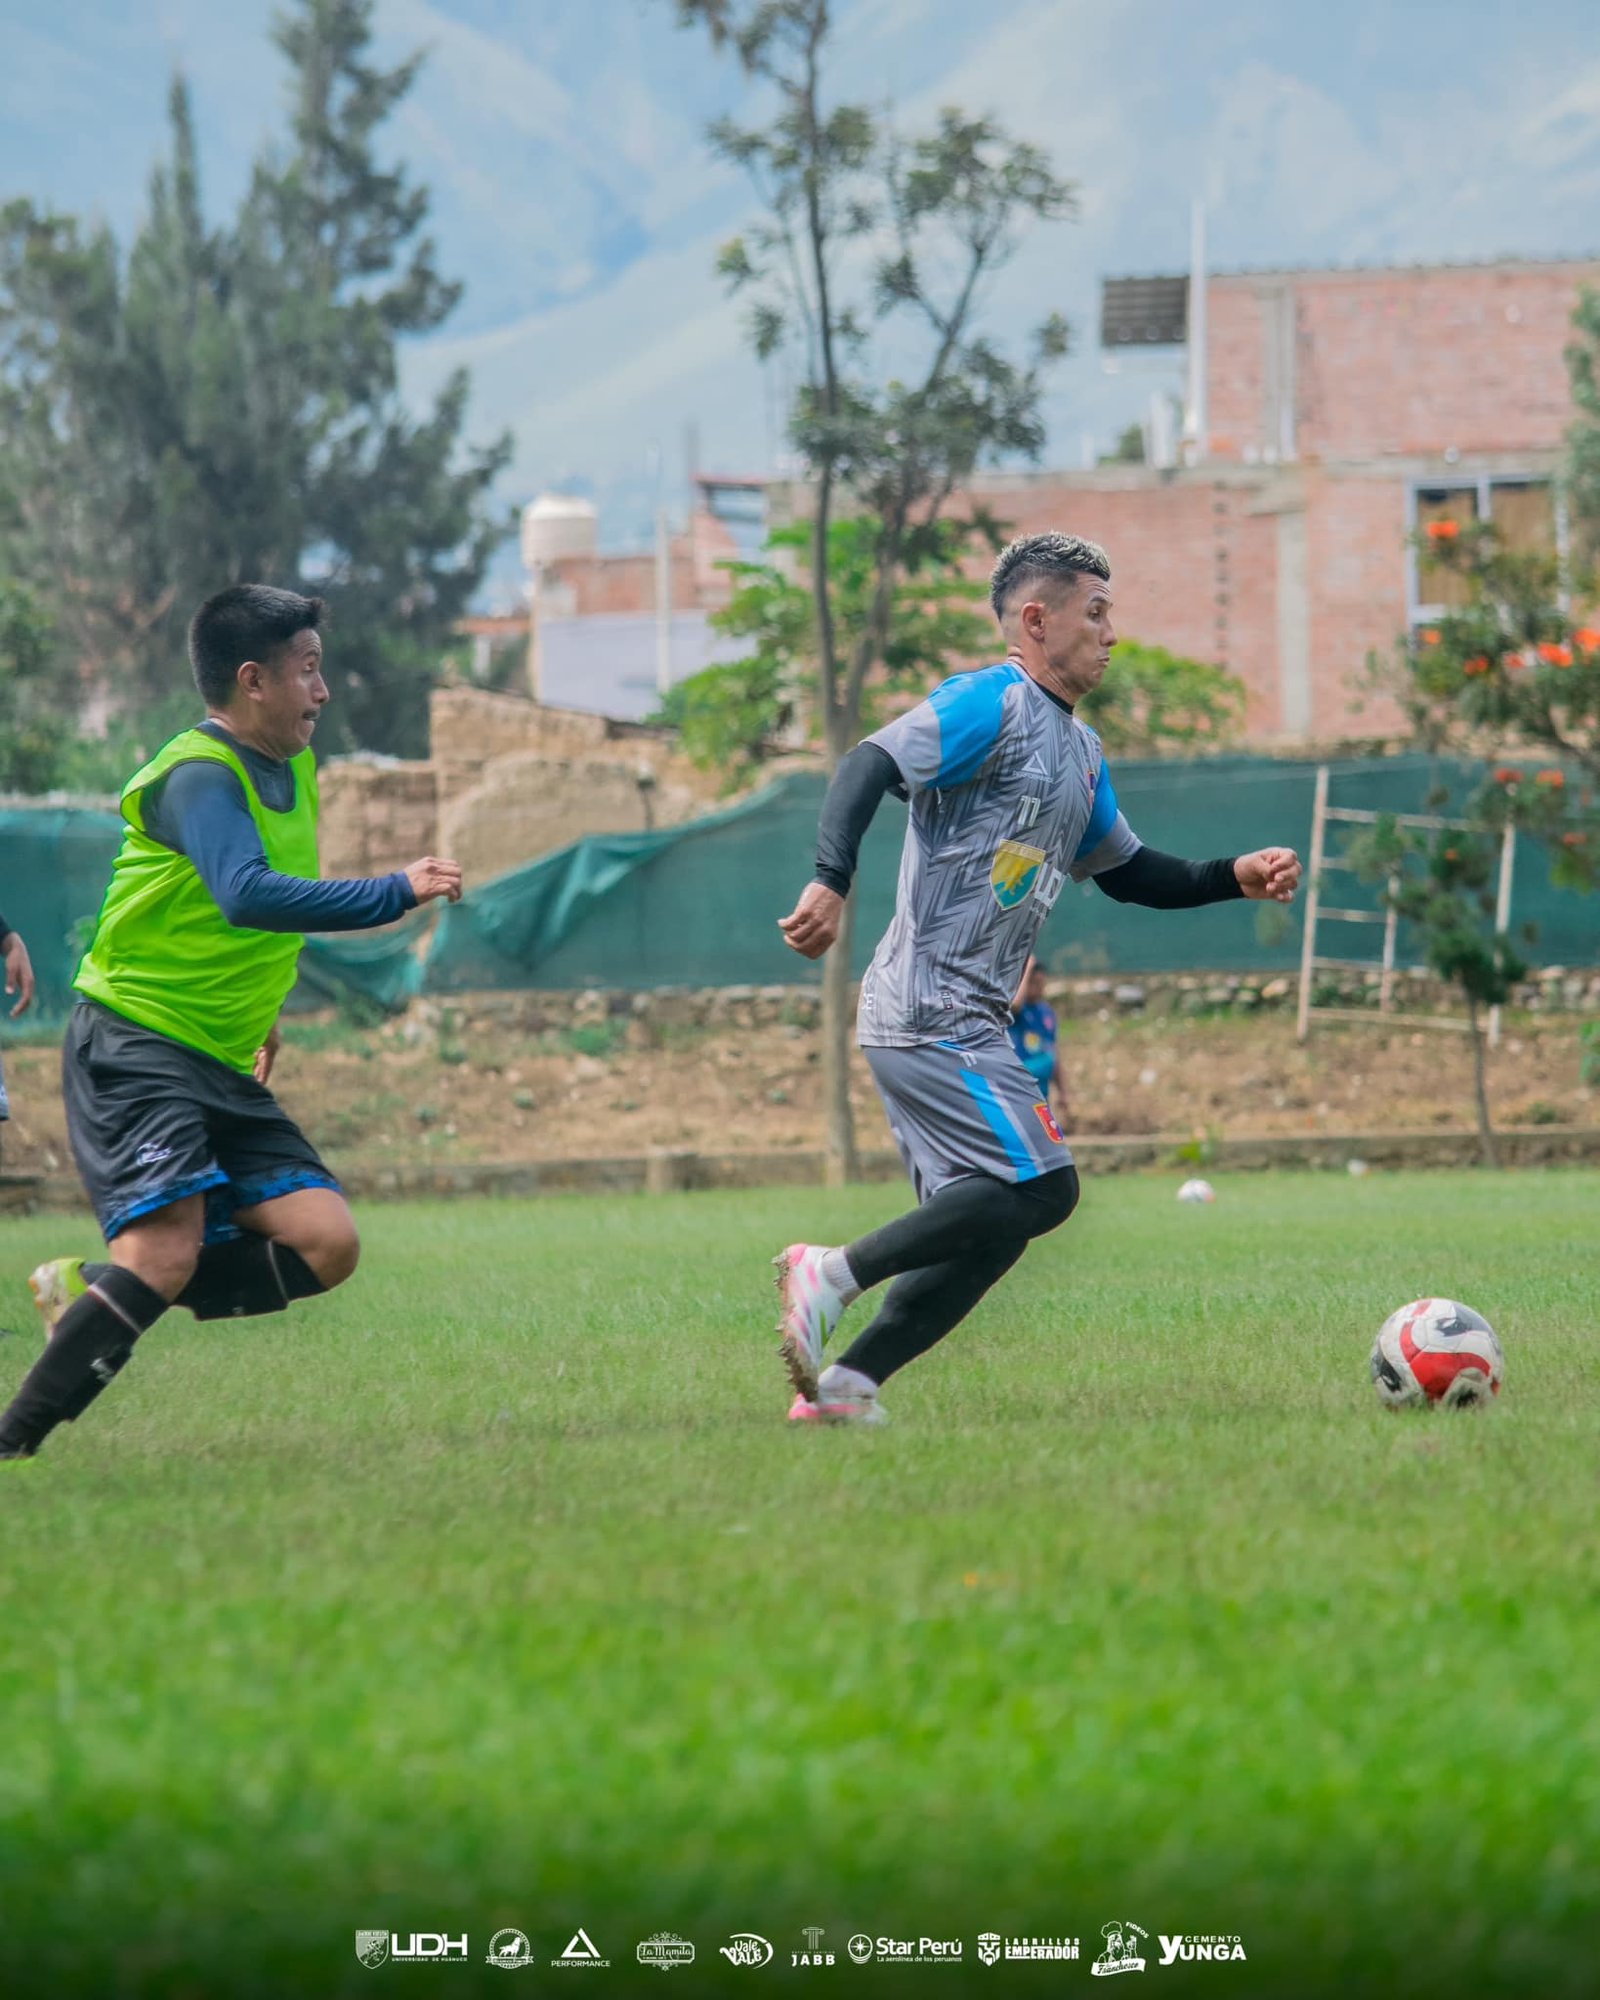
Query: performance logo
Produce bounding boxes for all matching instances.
[637,1934,695,1971]
[356,1933,390,1969]
[719,1934,774,1968]
[1092,1921,1148,1976]
[553,1929,608,1969]
[1033,1099,1064,1145]
[990,839,1047,910]
[485,1931,534,1970]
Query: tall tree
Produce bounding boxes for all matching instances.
[677,0,1074,1179]
[0,0,508,761]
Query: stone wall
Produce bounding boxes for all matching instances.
[399,962,1600,1039]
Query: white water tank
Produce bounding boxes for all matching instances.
[521,493,599,571]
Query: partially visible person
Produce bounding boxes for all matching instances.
[0,584,463,1461]
[1008,955,1068,1132]
[0,911,36,1136]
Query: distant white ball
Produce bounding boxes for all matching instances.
[1370,1298,1504,1409]
[1346,1157,1370,1177]
[1176,1178,1216,1204]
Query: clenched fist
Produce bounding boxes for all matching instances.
[1233,848,1302,903]
[779,881,845,960]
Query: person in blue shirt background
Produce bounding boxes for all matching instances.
[1008,955,1069,1133]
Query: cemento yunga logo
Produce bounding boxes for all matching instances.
[637,1933,695,1970]
[1159,1935,1247,1965]
[1092,1922,1148,1976]
[719,1934,774,1968]
[485,1930,535,1970]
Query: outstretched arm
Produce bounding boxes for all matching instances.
[149,761,461,932]
[779,743,901,961]
[1094,844,1299,909]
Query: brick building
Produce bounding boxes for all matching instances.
[965,255,1599,742]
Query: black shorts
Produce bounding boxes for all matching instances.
[62,1000,339,1243]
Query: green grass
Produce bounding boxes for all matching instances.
[1,1172,1598,1998]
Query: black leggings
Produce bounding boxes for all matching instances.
[835,1165,1079,1387]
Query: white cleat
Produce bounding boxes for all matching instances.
[813,1362,889,1427]
[772,1243,849,1402]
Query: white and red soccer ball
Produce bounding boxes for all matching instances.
[1370,1297,1504,1409]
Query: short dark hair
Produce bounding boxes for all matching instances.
[188,585,326,706]
[989,532,1111,621]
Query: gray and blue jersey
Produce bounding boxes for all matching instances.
[858,661,1139,1049]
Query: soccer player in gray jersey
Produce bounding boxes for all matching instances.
[772,531,1301,1424]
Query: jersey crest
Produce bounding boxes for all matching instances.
[990,839,1047,910]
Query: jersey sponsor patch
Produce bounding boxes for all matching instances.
[1033,1099,1064,1145]
[990,839,1047,910]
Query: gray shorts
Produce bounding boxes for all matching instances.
[864,1036,1072,1202]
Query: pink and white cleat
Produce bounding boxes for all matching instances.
[772,1243,849,1401]
[787,1368,888,1427]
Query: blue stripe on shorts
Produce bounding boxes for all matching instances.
[957,1064,1041,1182]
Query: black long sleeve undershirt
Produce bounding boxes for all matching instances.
[1094,846,1243,908]
[813,741,1243,909]
[815,742,902,895]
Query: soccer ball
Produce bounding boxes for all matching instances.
[1369,1298,1504,1409]
[1176,1178,1216,1203]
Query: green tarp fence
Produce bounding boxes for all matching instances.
[2,752,1595,1032]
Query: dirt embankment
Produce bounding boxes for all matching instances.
[1,1002,1591,1180]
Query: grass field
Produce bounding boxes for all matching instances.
[1,1170,1597,1997]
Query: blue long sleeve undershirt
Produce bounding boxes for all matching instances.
[140,724,416,933]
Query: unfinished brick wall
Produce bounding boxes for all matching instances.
[1231,261,1598,462]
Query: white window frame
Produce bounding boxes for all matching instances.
[1405,473,1567,627]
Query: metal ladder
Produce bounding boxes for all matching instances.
[1295,764,1515,1045]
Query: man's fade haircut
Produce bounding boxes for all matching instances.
[188,584,326,706]
[989,532,1111,623]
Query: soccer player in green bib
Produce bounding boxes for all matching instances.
[0,585,462,1459]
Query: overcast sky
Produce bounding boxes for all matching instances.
[4,0,1598,594]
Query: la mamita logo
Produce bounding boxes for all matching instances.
[1158,1936,1247,1964]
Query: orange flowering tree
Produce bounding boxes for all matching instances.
[1398,520,1598,890]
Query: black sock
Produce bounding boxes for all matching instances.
[844,1165,1080,1292]
[174,1236,327,1320]
[837,1236,1030,1386]
[0,1267,169,1456]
